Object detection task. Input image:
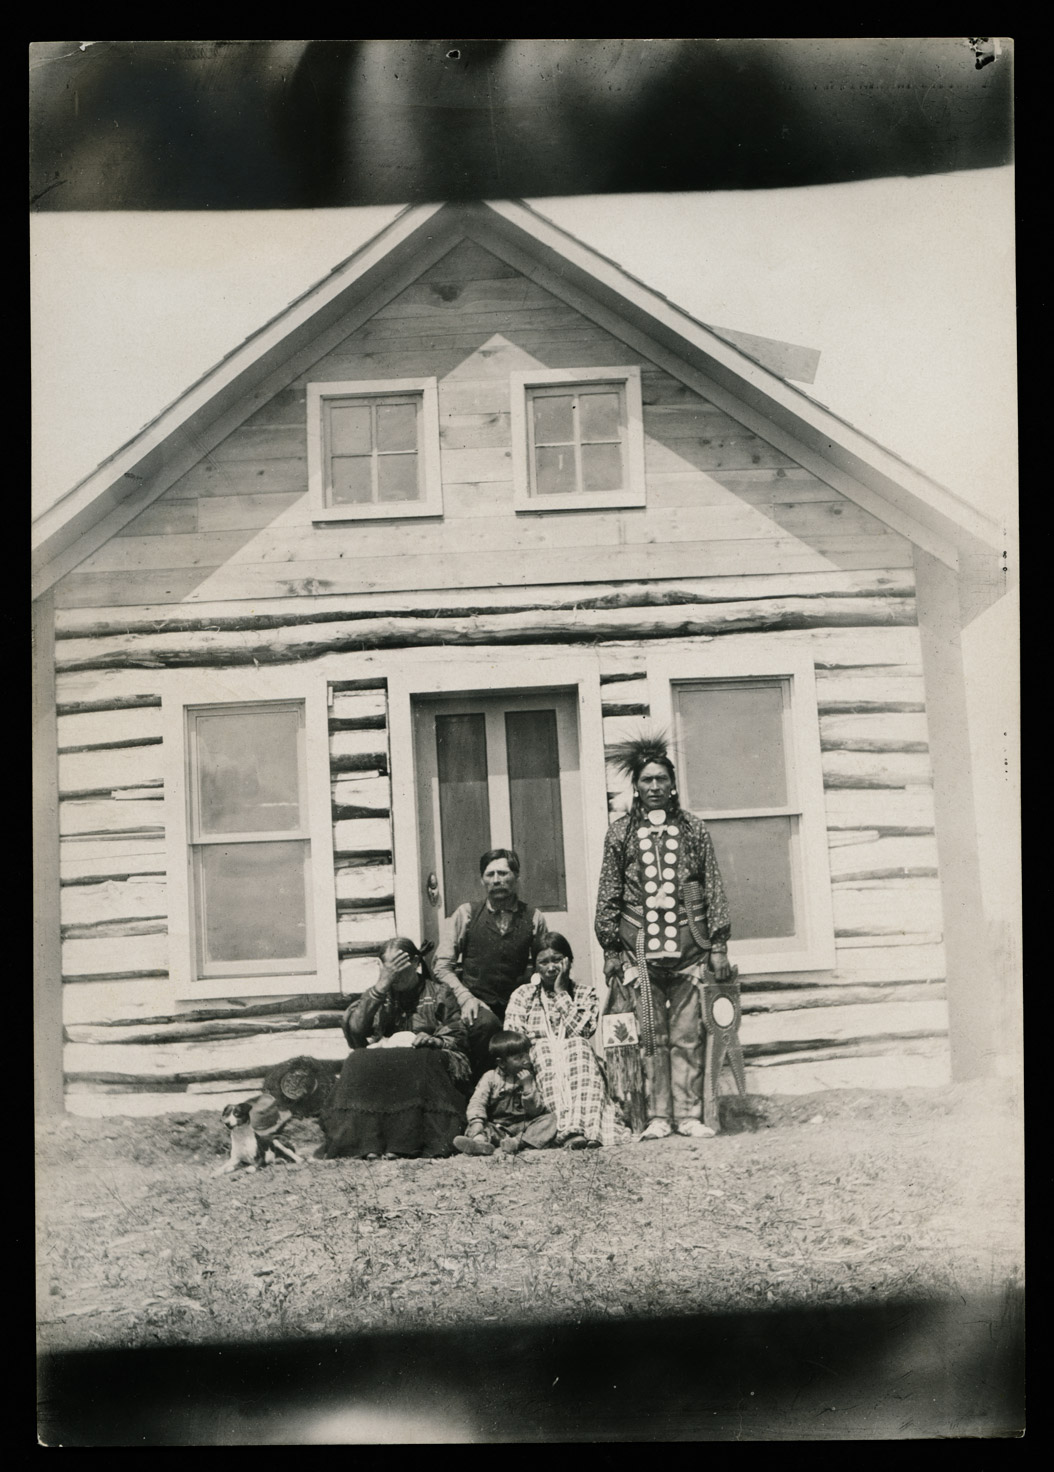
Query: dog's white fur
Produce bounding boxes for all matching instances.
[215,1097,304,1175]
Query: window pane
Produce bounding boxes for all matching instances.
[532,395,574,444]
[375,401,418,452]
[706,816,796,939]
[579,391,620,441]
[198,841,310,963]
[328,402,373,455]
[535,446,576,495]
[677,683,788,811]
[506,709,566,910]
[376,453,420,503]
[330,456,373,504]
[195,708,302,835]
[581,441,623,492]
[435,714,491,914]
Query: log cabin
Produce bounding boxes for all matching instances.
[32,200,1007,1117]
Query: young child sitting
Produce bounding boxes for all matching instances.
[453,1030,558,1156]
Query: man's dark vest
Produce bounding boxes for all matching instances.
[460,900,535,1016]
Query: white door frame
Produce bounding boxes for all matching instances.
[386,653,609,983]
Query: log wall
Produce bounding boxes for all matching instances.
[48,237,950,1112]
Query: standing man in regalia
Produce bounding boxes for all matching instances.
[594,732,733,1139]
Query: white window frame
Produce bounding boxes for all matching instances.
[646,643,836,975]
[307,377,443,523]
[162,668,339,1000]
[510,366,646,513]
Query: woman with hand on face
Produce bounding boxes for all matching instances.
[503,932,627,1149]
[318,937,470,1160]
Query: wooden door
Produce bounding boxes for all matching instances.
[412,690,591,982]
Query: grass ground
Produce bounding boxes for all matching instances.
[36,1079,1023,1358]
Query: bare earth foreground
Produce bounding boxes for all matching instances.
[37,1080,1024,1441]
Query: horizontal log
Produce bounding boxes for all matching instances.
[814,673,925,714]
[332,818,392,857]
[54,570,915,638]
[57,707,163,751]
[335,864,395,908]
[62,933,169,979]
[328,676,388,693]
[62,919,167,942]
[329,730,389,768]
[331,774,391,818]
[59,880,167,929]
[741,998,948,1048]
[602,700,649,717]
[819,713,930,752]
[823,790,935,833]
[62,981,346,1028]
[827,836,939,882]
[827,830,881,848]
[63,1030,349,1083]
[66,1012,344,1046]
[598,671,647,690]
[63,1089,269,1117]
[340,956,382,993]
[834,931,943,949]
[822,752,933,789]
[58,745,164,798]
[742,981,944,1014]
[56,598,918,671]
[833,877,940,894]
[831,943,946,980]
[60,836,166,883]
[337,912,398,946]
[832,886,943,937]
[329,690,388,724]
[741,1046,950,1095]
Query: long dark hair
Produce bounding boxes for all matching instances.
[534,931,575,994]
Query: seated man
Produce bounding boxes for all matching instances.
[433,848,548,1079]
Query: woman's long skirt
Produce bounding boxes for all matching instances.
[319,1050,466,1159]
[527,1036,627,1146]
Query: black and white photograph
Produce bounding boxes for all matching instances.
[32,39,1021,1444]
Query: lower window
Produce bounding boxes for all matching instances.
[649,648,835,973]
[165,672,339,999]
[187,702,315,978]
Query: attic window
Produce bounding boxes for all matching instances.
[307,378,443,522]
[510,367,646,513]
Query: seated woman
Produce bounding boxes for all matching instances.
[503,932,628,1149]
[318,938,470,1160]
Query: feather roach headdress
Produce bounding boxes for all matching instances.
[607,726,676,784]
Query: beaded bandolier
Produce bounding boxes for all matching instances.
[617,806,714,1053]
[595,729,737,1132]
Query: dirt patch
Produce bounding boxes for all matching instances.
[36,1081,1023,1356]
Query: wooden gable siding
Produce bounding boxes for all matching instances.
[54,241,910,612]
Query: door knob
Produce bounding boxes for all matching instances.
[426,872,441,908]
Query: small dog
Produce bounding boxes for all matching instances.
[215,1096,303,1175]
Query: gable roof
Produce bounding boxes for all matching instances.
[32,199,1001,598]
